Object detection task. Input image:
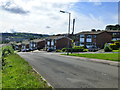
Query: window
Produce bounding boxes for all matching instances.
[86,38,92,42]
[80,43,84,46]
[51,40,54,45]
[112,38,120,41]
[86,42,92,45]
[47,41,50,45]
[86,35,92,38]
[80,38,84,42]
[93,35,96,38]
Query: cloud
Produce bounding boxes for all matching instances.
[0,1,29,15]
[0,0,117,34]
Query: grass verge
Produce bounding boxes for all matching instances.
[62,53,119,62]
[2,53,51,88]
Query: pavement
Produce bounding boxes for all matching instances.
[18,51,119,88]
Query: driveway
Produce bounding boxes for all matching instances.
[18,51,118,88]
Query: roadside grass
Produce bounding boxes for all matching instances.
[62,53,119,62]
[2,53,51,88]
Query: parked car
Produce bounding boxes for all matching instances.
[21,49,26,52]
[26,48,31,52]
[47,48,54,52]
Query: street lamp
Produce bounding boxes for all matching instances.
[60,10,71,55]
[60,10,71,35]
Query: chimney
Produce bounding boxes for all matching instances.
[72,19,75,35]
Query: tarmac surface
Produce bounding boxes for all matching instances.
[18,51,119,88]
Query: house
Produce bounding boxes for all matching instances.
[45,36,72,50]
[15,43,22,51]
[30,39,45,50]
[21,41,30,52]
[106,30,120,41]
[77,30,112,48]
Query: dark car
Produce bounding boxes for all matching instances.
[47,48,54,52]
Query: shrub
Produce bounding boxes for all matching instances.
[110,42,120,50]
[104,43,112,52]
[62,48,83,52]
[62,48,67,52]
[56,50,62,52]
[83,49,88,52]
[73,46,84,49]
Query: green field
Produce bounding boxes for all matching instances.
[2,45,51,88]
[62,53,119,61]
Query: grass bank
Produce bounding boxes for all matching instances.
[62,53,119,62]
[2,45,51,88]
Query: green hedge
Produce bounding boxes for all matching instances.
[2,45,14,57]
[62,48,84,52]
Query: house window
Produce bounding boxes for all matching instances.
[51,40,54,45]
[47,41,50,45]
[93,35,96,38]
[86,42,92,45]
[86,38,92,42]
[80,38,84,42]
[86,35,92,38]
[80,43,84,46]
[112,38,120,41]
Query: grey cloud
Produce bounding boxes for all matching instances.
[1,1,30,15]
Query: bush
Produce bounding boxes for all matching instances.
[109,41,120,50]
[104,43,112,52]
[56,50,62,52]
[2,46,14,57]
[73,46,84,49]
[2,45,14,67]
[83,49,88,52]
[62,48,83,52]
[62,48,67,52]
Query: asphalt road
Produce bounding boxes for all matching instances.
[18,51,118,88]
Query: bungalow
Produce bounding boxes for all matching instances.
[30,39,45,50]
[15,43,22,51]
[45,36,72,50]
[21,41,30,52]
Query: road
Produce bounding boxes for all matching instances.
[18,51,118,88]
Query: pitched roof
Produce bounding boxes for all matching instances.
[46,35,72,40]
[22,40,29,44]
[16,43,22,45]
[105,30,120,33]
[77,30,120,35]
[77,31,105,35]
[31,39,45,42]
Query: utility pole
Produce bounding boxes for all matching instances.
[60,10,71,55]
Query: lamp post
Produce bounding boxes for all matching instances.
[60,10,71,55]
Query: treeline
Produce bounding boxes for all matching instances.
[105,24,120,30]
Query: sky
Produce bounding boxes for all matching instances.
[0,0,119,34]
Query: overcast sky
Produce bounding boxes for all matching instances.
[0,0,119,34]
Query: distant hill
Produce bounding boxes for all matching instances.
[0,32,49,43]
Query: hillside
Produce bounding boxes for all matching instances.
[0,33,49,43]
